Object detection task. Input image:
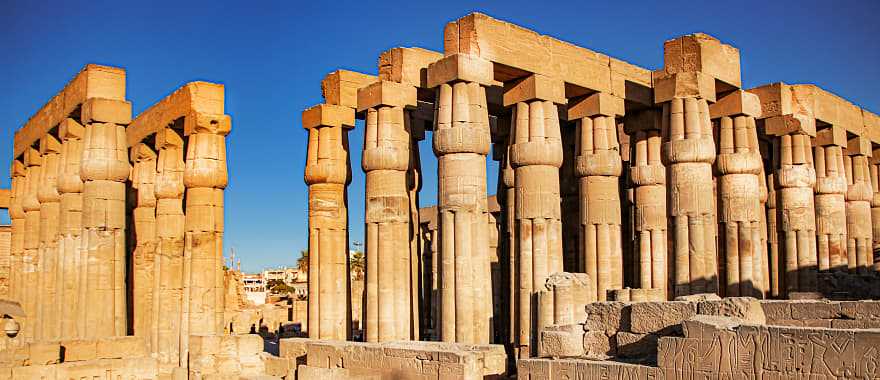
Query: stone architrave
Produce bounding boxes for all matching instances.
[80,97,132,339]
[359,80,418,342]
[21,147,43,340]
[37,134,61,341]
[709,90,764,298]
[8,161,25,310]
[58,119,85,340]
[131,143,157,350]
[813,127,848,271]
[153,126,186,368]
[766,114,818,294]
[844,137,873,273]
[504,74,565,356]
[303,104,354,341]
[656,73,719,297]
[568,92,625,301]
[628,110,667,298]
[427,53,496,344]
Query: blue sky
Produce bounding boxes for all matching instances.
[2,0,878,273]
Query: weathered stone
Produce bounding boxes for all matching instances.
[629,301,696,334]
[789,300,842,320]
[615,332,659,359]
[582,331,616,360]
[539,324,584,358]
[697,297,766,324]
[583,302,629,334]
[28,342,61,365]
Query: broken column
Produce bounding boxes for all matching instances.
[58,119,85,340]
[503,74,565,356]
[709,90,764,298]
[37,134,61,341]
[568,92,625,301]
[358,80,417,342]
[627,110,667,298]
[814,126,848,271]
[845,136,873,273]
[303,103,353,341]
[427,54,496,344]
[131,143,157,349]
[80,97,132,338]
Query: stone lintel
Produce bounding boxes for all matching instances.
[154,126,184,149]
[0,189,9,209]
[847,136,872,157]
[184,112,231,136]
[379,47,443,89]
[708,89,762,119]
[764,114,816,138]
[39,134,62,154]
[426,53,500,88]
[661,33,741,90]
[863,109,880,144]
[127,81,226,146]
[130,143,157,162]
[747,82,800,119]
[814,125,847,147]
[568,92,624,120]
[356,80,418,113]
[502,74,566,107]
[302,104,356,130]
[792,84,864,135]
[81,98,132,125]
[322,70,377,108]
[24,147,41,166]
[59,118,85,140]
[652,71,716,104]
[14,64,126,158]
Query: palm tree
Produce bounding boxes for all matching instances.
[350,251,365,280]
[296,250,308,274]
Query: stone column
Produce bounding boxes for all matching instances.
[844,137,873,273]
[498,132,517,350]
[21,147,42,340]
[184,113,230,340]
[154,127,185,367]
[37,134,61,340]
[58,119,85,340]
[8,161,25,309]
[504,74,565,356]
[569,93,625,301]
[813,127,848,271]
[656,73,718,297]
[407,116,424,342]
[766,173,780,297]
[427,54,496,344]
[870,154,880,270]
[628,110,667,298]
[80,99,131,338]
[758,167,770,295]
[359,81,417,342]
[303,104,354,341]
[710,90,764,298]
[131,143,157,348]
[766,114,817,294]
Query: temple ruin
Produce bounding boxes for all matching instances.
[0,11,878,380]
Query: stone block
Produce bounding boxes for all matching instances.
[697,297,766,324]
[760,301,792,322]
[848,136,872,157]
[615,332,659,359]
[12,365,56,379]
[237,334,265,355]
[708,89,761,118]
[802,319,833,328]
[379,47,443,88]
[356,80,418,112]
[582,331,616,360]
[815,125,847,147]
[96,336,145,359]
[764,113,816,137]
[502,74,566,106]
[840,301,880,320]
[539,324,584,358]
[681,315,742,340]
[629,301,696,334]
[61,340,98,362]
[260,353,291,376]
[652,71,716,104]
[583,302,629,334]
[426,53,499,88]
[297,364,350,380]
[674,293,721,302]
[279,337,309,363]
[748,82,794,118]
[28,342,61,365]
[301,103,355,130]
[321,70,377,108]
[81,98,132,124]
[567,92,624,120]
[790,300,841,320]
[662,33,741,89]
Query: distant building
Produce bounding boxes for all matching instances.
[242,273,266,305]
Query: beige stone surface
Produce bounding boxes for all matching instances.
[697,297,766,324]
[629,301,696,334]
[659,33,741,90]
[322,70,377,108]
[379,47,443,88]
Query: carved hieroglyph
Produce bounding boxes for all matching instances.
[504,74,565,356]
[628,110,667,298]
[359,80,418,342]
[428,54,495,344]
[768,115,818,293]
[304,104,354,341]
[710,90,764,298]
[658,83,719,297]
[844,138,873,273]
[568,93,625,301]
[814,133,848,271]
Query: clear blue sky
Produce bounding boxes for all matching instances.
[2,1,878,273]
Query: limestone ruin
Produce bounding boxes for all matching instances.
[0,10,879,380]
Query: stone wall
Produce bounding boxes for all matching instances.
[0,336,158,379]
[761,299,880,329]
